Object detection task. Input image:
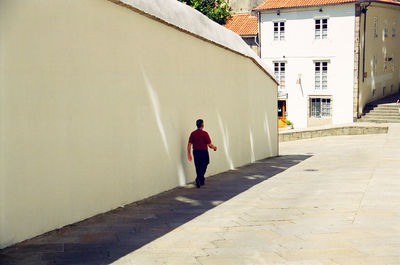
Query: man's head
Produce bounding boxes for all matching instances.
[196,119,204,129]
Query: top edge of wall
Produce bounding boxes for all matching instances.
[107,0,278,84]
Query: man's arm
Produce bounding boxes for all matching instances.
[208,143,217,151]
[205,132,217,151]
[187,142,192,161]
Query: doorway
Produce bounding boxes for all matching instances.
[278,100,287,128]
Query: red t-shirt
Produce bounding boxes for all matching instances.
[189,129,211,150]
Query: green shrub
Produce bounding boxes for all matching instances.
[178,0,232,25]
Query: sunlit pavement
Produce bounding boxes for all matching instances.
[2,125,400,265]
[112,124,400,265]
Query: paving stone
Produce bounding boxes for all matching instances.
[276,248,364,261]
[196,252,286,265]
[331,255,400,265]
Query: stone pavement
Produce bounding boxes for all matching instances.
[1,125,400,264]
[0,155,309,265]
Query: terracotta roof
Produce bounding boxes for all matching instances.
[254,0,400,11]
[376,0,400,5]
[224,13,258,36]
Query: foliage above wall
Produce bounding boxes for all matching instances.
[178,0,232,25]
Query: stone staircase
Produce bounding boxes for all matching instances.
[359,100,400,123]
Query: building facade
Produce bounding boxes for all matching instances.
[255,0,400,128]
[357,1,400,114]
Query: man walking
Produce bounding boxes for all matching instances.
[188,119,217,188]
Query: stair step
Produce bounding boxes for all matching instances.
[373,106,400,110]
[362,100,400,124]
[363,118,400,122]
[367,110,400,115]
[358,118,400,123]
[365,105,399,109]
[358,119,400,123]
[364,113,400,117]
[362,115,400,119]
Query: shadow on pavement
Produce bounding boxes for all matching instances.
[0,154,311,265]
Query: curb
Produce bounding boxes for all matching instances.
[279,125,388,142]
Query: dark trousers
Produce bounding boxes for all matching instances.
[193,150,209,183]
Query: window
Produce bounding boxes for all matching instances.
[311,98,331,118]
[384,55,394,73]
[384,20,388,39]
[374,17,378,38]
[274,21,285,40]
[274,62,286,90]
[315,19,328,39]
[315,61,328,90]
[392,19,397,37]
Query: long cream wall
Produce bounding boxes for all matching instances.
[358,3,400,112]
[0,0,278,248]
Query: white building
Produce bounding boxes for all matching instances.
[254,0,400,128]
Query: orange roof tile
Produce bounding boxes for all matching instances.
[376,0,400,5]
[254,0,400,11]
[224,13,258,36]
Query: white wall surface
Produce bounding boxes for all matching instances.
[260,5,356,128]
[0,0,278,248]
[358,3,400,111]
[115,0,274,77]
[227,0,265,12]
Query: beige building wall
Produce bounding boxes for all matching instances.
[0,0,278,248]
[358,3,400,113]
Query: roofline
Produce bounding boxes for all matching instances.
[253,1,358,12]
[373,0,400,7]
[253,0,400,13]
[230,11,254,15]
[240,34,258,37]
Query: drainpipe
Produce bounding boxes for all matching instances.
[254,34,260,57]
[362,2,371,83]
[257,11,261,58]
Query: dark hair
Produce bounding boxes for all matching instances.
[196,119,204,129]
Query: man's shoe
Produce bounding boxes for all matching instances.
[195,178,200,188]
[200,179,205,186]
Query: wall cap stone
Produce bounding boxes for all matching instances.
[108,0,278,85]
[279,123,388,142]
